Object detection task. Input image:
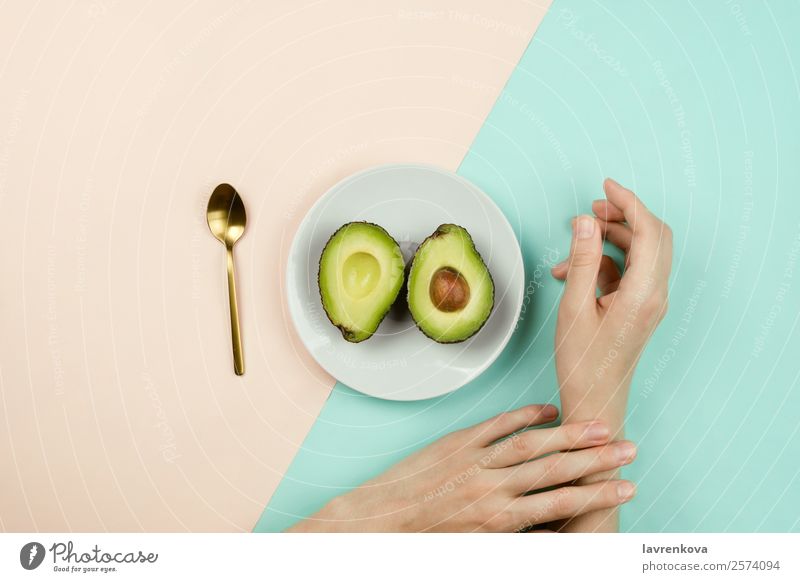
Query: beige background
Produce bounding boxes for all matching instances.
[0,0,549,531]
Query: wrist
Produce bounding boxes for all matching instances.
[559,379,631,431]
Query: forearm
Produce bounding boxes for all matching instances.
[286,491,399,533]
[558,384,630,532]
[285,499,342,532]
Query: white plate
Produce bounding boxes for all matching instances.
[286,164,524,400]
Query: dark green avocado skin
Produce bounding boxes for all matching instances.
[317,221,404,343]
[406,224,495,344]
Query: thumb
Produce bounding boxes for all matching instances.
[562,215,602,313]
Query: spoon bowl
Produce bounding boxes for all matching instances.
[207,183,246,247]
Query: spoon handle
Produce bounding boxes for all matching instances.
[226,247,245,375]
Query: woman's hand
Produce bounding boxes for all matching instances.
[288,404,637,532]
[551,178,672,431]
[551,178,672,531]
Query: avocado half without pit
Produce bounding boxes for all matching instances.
[318,222,405,342]
[407,224,494,343]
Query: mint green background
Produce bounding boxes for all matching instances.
[256,0,800,532]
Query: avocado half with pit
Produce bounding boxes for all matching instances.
[407,224,494,343]
[318,222,405,342]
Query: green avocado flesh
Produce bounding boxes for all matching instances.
[407,224,494,343]
[318,222,405,342]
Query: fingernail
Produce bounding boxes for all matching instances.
[606,177,620,187]
[576,215,595,239]
[615,441,637,464]
[618,481,636,502]
[542,405,559,419]
[552,260,567,270]
[585,422,609,442]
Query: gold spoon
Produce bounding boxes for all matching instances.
[207,183,246,375]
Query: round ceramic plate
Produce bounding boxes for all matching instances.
[286,164,524,401]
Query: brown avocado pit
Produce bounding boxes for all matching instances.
[429,267,470,313]
[408,224,494,343]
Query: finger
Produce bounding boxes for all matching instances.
[550,259,567,279]
[551,221,631,280]
[560,215,603,316]
[502,441,637,494]
[470,404,559,446]
[597,219,632,253]
[511,480,636,527]
[602,179,656,269]
[603,178,657,228]
[485,421,609,468]
[592,199,625,222]
[603,178,672,293]
[597,255,622,296]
